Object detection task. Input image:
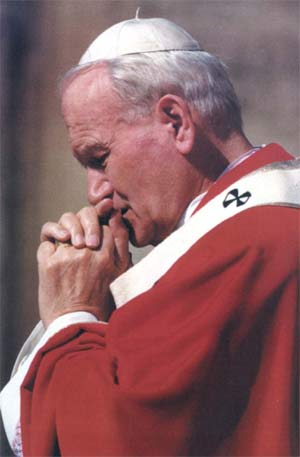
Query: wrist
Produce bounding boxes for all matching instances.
[41,297,116,328]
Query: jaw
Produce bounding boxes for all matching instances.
[125,218,173,248]
[121,201,180,247]
[126,223,153,248]
[123,215,157,248]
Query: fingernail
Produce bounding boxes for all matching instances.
[59,229,68,236]
[75,234,84,246]
[86,234,99,247]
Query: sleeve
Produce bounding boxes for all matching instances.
[0,312,99,455]
[20,322,109,456]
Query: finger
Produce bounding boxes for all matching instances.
[41,222,69,243]
[58,212,85,248]
[109,212,130,267]
[77,206,102,248]
[94,198,114,219]
[37,241,56,263]
[101,225,115,255]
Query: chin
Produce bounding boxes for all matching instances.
[124,216,162,247]
[128,225,156,248]
[129,232,152,248]
[129,228,163,248]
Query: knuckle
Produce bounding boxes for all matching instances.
[78,206,94,216]
[41,222,49,232]
[59,211,75,222]
[41,221,53,235]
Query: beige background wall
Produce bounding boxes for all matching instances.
[1,1,299,454]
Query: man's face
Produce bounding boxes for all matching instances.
[62,66,191,246]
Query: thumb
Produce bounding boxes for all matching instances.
[37,241,56,263]
[109,212,131,268]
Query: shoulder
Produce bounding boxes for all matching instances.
[211,205,298,253]
[166,204,298,293]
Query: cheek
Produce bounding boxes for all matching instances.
[108,133,162,195]
[106,154,136,198]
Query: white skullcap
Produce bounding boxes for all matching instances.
[79,17,202,65]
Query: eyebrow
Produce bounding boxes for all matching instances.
[73,142,108,161]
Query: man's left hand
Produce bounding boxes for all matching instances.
[37,212,131,327]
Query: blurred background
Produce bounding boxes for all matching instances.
[0,0,299,454]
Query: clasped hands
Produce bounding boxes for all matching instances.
[38,206,131,328]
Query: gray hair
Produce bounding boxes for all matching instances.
[62,50,243,140]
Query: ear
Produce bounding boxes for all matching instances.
[156,94,196,155]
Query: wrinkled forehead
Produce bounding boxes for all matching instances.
[61,65,123,126]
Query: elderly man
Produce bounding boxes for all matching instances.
[1,17,299,456]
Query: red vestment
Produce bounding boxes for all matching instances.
[21,144,299,456]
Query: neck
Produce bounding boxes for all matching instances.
[214,131,253,163]
[207,132,253,165]
[187,130,253,197]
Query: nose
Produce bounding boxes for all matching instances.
[87,168,114,206]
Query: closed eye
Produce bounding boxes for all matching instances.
[73,143,110,170]
[86,153,109,171]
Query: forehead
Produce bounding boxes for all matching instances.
[61,66,123,127]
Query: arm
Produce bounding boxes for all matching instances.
[0,207,131,454]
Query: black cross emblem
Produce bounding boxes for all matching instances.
[223,188,252,208]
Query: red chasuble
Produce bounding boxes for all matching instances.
[21,144,299,456]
